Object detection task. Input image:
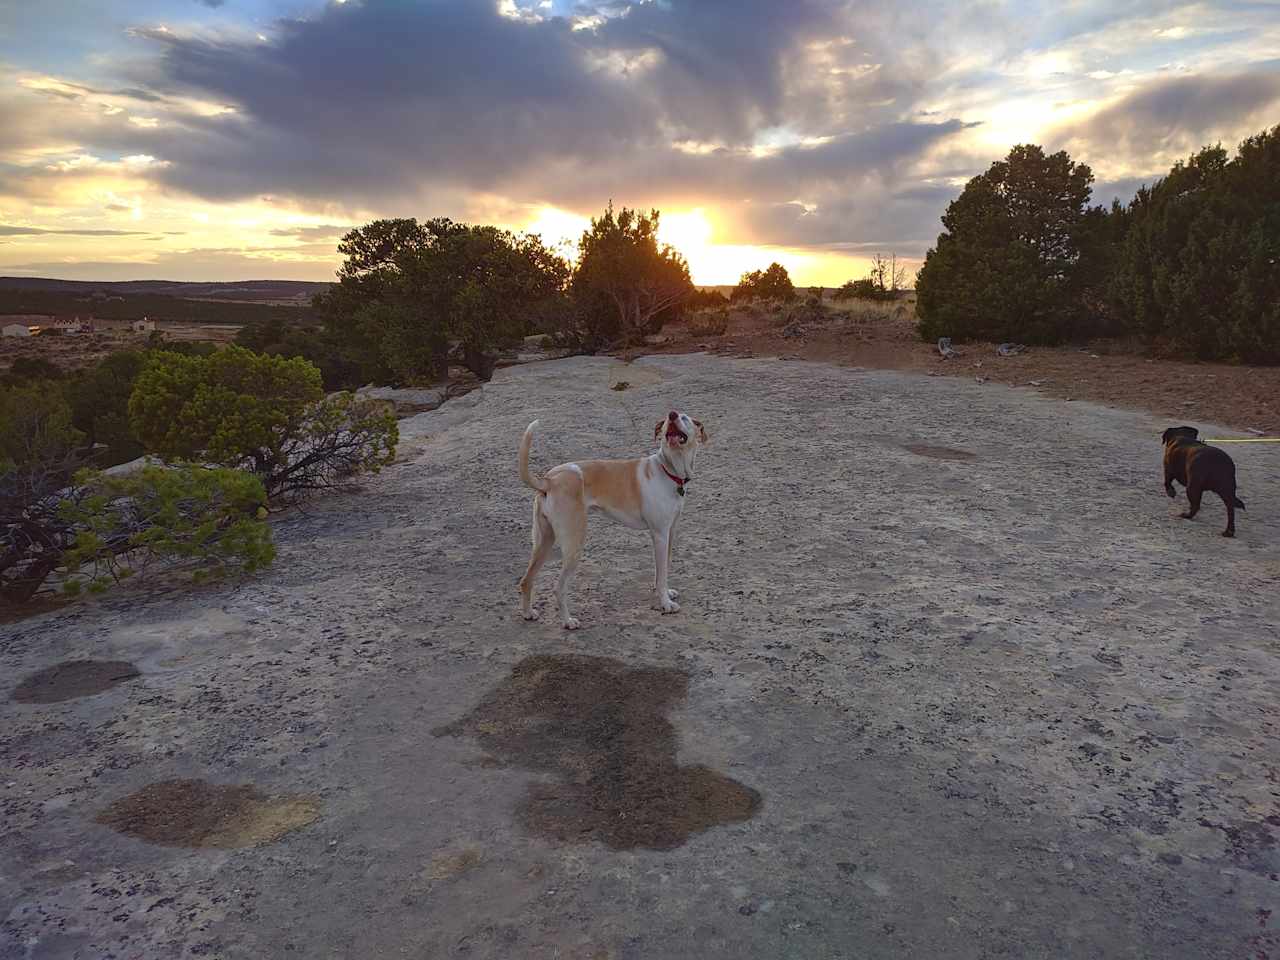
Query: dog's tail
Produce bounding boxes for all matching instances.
[519,420,547,493]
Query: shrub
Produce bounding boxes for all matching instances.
[687,311,729,337]
[571,204,694,347]
[316,217,570,382]
[0,388,86,602]
[2,357,63,387]
[833,278,881,300]
[687,288,730,310]
[144,332,217,357]
[0,387,272,605]
[129,346,398,501]
[60,466,274,595]
[835,255,908,302]
[916,144,1099,344]
[64,350,147,468]
[732,263,796,302]
[1110,127,1280,362]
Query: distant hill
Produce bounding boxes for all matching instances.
[0,277,330,303]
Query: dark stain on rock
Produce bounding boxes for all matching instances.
[1198,816,1280,875]
[95,779,320,848]
[11,660,140,703]
[435,654,761,850]
[903,443,976,461]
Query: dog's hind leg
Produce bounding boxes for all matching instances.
[519,495,555,620]
[1180,482,1203,521]
[1219,490,1236,538]
[549,505,586,630]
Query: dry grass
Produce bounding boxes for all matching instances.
[686,309,730,338]
[646,297,1280,433]
[0,320,240,374]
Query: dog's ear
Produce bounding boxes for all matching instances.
[693,419,709,444]
[1161,428,1174,444]
[654,419,665,441]
[1182,426,1199,440]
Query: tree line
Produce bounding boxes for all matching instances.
[916,125,1279,363]
[238,203,694,389]
[0,288,312,326]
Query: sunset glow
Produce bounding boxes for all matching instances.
[0,1,1276,286]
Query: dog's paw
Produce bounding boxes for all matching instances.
[1165,487,1177,499]
[659,599,680,615]
[522,608,540,622]
[563,616,581,630]
[1179,511,1194,520]
[668,588,679,600]
[1222,530,1235,538]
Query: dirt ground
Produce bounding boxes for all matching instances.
[0,320,240,373]
[2,353,1279,959]
[648,301,1280,435]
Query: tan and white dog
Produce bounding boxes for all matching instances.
[517,410,707,629]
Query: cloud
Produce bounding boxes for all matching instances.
[4,0,1279,275]
[0,224,152,236]
[197,0,226,7]
[116,3,960,203]
[268,223,352,240]
[1052,67,1280,176]
[4,245,338,282]
[64,0,983,258]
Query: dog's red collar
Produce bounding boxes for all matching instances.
[659,461,690,496]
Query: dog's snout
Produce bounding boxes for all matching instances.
[668,410,679,422]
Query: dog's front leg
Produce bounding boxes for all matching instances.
[653,520,679,601]
[651,529,679,614]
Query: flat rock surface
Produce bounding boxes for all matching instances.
[3,353,1279,959]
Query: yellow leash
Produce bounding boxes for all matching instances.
[1204,437,1280,443]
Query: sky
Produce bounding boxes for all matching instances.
[1,0,1278,286]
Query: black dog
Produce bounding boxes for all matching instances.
[1162,426,1245,537]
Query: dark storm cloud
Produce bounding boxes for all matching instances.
[116,0,967,231]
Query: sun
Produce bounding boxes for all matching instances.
[656,208,713,254]
[524,206,590,253]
